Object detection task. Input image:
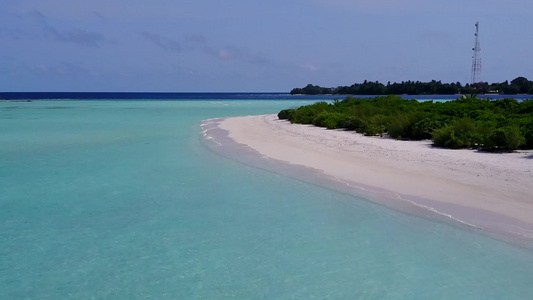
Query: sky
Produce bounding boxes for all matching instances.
[1,0,532,92]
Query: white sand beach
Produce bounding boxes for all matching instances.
[218,114,533,242]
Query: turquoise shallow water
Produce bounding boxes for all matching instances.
[1,100,532,299]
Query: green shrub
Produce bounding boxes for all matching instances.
[278,96,533,150]
[312,111,328,127]
[323,113,344,129]
[407,117,442,140]
[313,112,343,129]
[290,102,332,124]
[387,115,410,139]
[432,118,480,149]
[517,99,533,114]
[500,126,525,150]
[483,125,525,151]
[337,116,366,132]
[278,109,295,120]
[364,115,387,136]
[492,98,519,114]
[365,124,386,136]
[521,119,533,148]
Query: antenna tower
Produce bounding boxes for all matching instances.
[470,22,481,84]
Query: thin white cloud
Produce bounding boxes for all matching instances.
[140,31,271,65]
[298,63,319,73]
[313,0,532,14]
[46,27,107,47]
[20,60,93,77]
[202,45,260,63]
[184,34,207,44]
[4,10,111,47]
[140,32,183,52]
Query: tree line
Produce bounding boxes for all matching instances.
[290,77,533,95]
[278,95,533,151]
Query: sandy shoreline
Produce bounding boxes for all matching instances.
[215,114,533,243]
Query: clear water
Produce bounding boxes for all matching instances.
[1,100,532,299]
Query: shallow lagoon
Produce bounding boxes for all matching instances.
[1,100,532,299]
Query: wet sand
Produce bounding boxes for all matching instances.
[216,114,533,243]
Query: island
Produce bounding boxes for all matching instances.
[212,95,533,245]
[278,95,533,151]
[290,77,533,95]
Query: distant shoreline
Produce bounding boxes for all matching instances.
[291,77,533,95]
[1,92,532,101]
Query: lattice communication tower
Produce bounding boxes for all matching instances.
[471,22,481,84]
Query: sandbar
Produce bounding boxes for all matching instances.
[215,114,533,243]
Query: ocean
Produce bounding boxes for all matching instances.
[1,96,532,299]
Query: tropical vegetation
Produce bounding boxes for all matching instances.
[278,95,533,151]
[290,77,533,95]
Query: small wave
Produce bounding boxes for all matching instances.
[333,176,367,191]
[506,224,533,239]
[329,174,482,229]
[205,136,222,146]
[396,195,483,229]
[200,117,223,125]
[200,118,223,146]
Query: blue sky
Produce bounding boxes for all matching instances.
[1,0,532,92]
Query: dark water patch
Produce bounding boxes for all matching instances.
[44,106,73,110]
[1,92,294,100]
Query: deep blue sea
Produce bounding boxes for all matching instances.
[1,91,532,101]
[1,94,532,299]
